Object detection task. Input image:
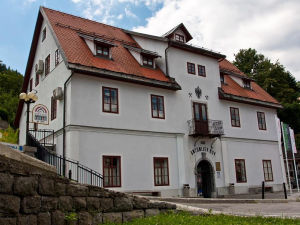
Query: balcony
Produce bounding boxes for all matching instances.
[187,119,224,137]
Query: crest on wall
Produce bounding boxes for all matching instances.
[195,86,202,99]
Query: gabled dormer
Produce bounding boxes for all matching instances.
[79,33,117,59]
[123,44,161,69]
[162,23,193,43]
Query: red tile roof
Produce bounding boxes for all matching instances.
[219,59,280,106]
[43,7,172,83]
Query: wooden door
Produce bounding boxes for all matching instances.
[193,102,208,135]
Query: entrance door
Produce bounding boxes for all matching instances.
[197,160,213,198]
[193,102,208,135]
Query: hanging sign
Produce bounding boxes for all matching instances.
[32,104,49,125]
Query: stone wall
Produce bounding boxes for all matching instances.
[0,144,175,224]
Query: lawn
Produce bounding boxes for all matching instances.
[104,211,300,225]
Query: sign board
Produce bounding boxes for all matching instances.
[32,104,49,125]
[215,162,221,171]
[0,142,23,151]
[190,141,216,156]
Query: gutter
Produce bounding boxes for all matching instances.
[165,41,171,77]
[62,71,74,176]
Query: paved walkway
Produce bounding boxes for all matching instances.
[177,202,300,218]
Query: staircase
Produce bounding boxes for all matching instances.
[28,129,103,187]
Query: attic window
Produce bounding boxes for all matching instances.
[96,44,109,58]
[142,55,154,68]
[220,74,225,84]
[175,34,185,43]
[243,79,251,89]
[42,28,46,42]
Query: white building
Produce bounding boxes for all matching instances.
[15,7,286,197]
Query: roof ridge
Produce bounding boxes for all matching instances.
[41,6,124,32]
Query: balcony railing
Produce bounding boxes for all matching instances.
[187,119,224,137]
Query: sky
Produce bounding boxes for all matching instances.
[0,0,299,81]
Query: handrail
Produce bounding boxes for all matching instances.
[187,119,224,136]
[28,132,103,187]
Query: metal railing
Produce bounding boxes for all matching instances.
[28,132,103,187]
[29,129,54,148]
[187,119,224,136]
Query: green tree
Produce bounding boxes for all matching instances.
[233,48,300,147]
[0,60,23,126]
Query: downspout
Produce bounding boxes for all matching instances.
[62,71,74,176]
[165,40,171,77]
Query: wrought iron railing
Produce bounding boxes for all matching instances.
[28,132,103,187]
[187,119,224,136]
[29,129,54,148]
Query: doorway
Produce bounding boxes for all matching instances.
[196,160,214,198]
[193,102,209,135]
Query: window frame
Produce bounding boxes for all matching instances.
[103,155,121,188]
[187,62,196,75]
[230,107,241,127]
[45,54,50,76]
[257,112,267,130]
[151,94,165,119]
[96,43,110,58]
[235,159,247,183]
[142,55,154,68]
[153,157,170,186]
[102,87,119,114]
[55,49,60,67]
[198,65,206,77]
[29,78,33,92]
[243,79,251,89]
[35,73,39,87]
[42,28,46,42]
[262,160,273,182]
[51,96,57,121]
[175,34,185,42]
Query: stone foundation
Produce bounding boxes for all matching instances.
[0,144,175,224]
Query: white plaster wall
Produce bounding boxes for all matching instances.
[18,19,72,147]
[225,138,284,193]
[67,127,180,196]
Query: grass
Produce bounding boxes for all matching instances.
[104,211,300,225]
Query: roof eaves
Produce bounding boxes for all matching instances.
[123,29,168,42]
[123,44,161,58]
[169,40,226,59]
[218,88,282,109]
[220,69,254,81]
[68,63,181,90]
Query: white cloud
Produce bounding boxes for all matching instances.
[134,0,300,80]
[124,7,137,19]
[117,14,124,19]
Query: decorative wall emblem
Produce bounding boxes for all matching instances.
[188,92,192,98]
[205,95,209,100]
[195,86,202,99]
[32,104,49,125]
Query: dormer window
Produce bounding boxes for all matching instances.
[175,34,185,43]
[96,44,109,58]
[142,55,154,68]
[243,79,251,89]
[220,74,225,84]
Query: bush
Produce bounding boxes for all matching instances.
[0,107,8,121]
[0,126,19,144]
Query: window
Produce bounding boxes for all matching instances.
[96,44,109,58]
[263,160,273,182]
[257,112,266,130]
[51,96,57,120]
[230,107,240,127]
[55,49,60,66]
[175,34,184,43]
[220,74,225,84]
[42,28,46,42]
[29,79,33,92]
[187,62,195,74]
[142,55,154,68]
[243,79,251,89]
[235,159,247,183]
[35,73,39,87]
[198,65,206,77]
[45,55,50,76]
[103,156,121,187]
[103,87,118,113]
[154,157,169,186]
[151,95,165,119]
